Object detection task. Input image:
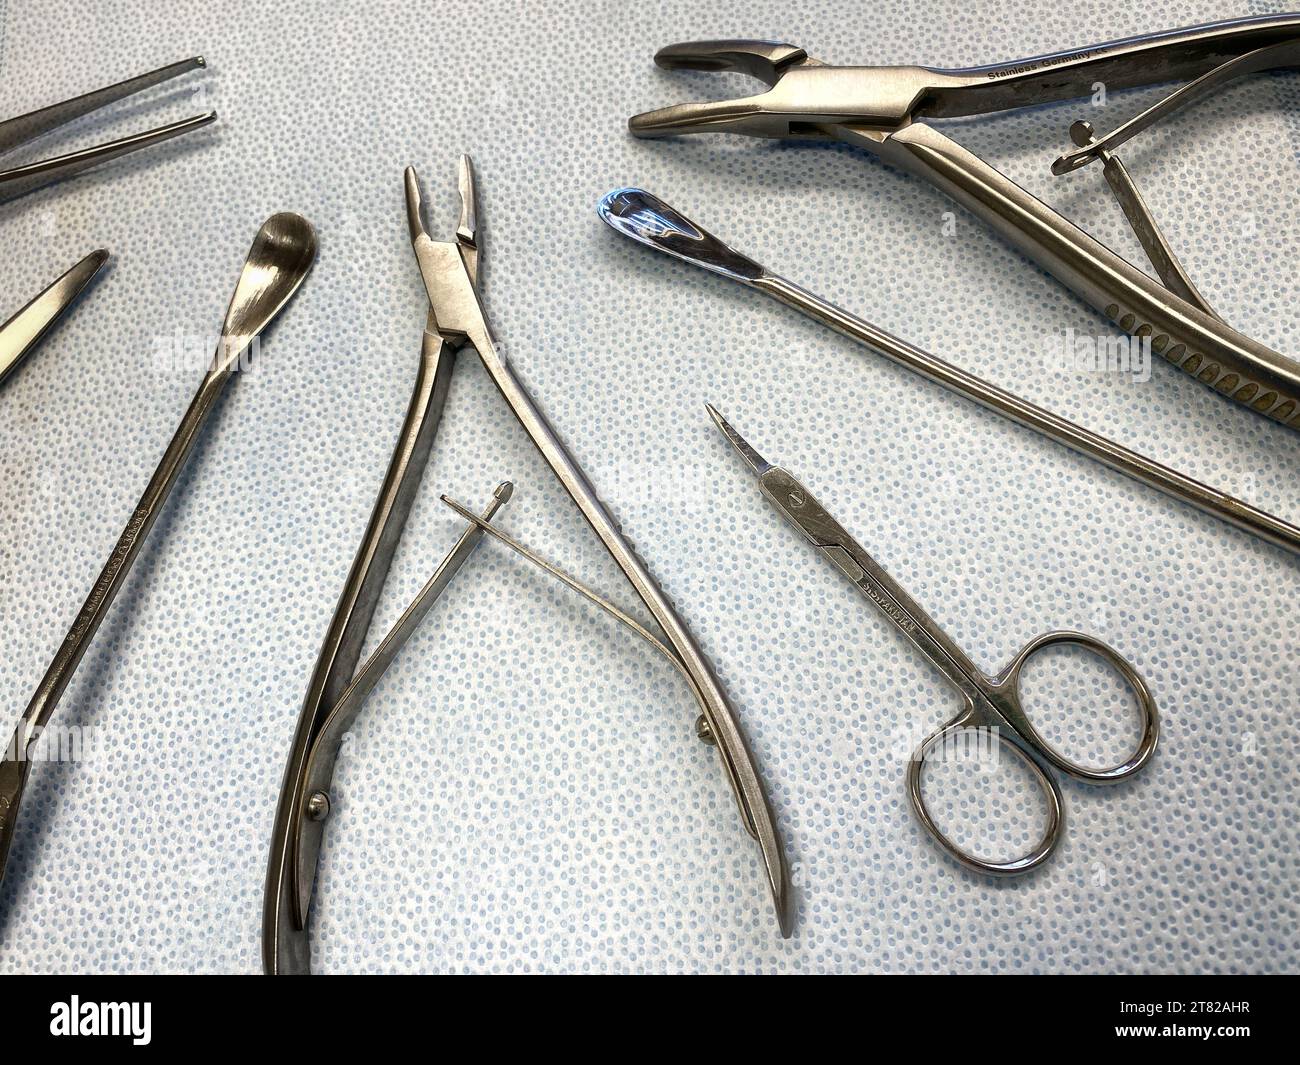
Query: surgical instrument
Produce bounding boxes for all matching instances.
[264,160,492,973]
[263,159,789,974]
[1,57,214,203]
[0,250,107,390]
[708,405,1159,875]
[628,15,1300,427]
[0,212,315,889]
[268,480,509,975]
[419,156,790,934]
[598,188,1300,559]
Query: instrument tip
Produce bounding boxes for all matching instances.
[705,404,773,477]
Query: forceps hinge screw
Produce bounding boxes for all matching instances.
[306,792,331,822]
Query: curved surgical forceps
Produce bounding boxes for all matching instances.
[630,14,1300,428]
[707,405,1159,875]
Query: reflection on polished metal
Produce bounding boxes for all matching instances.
[628,16,1300,426]
[0,250,108,389]
[0,213,316,889]
[708,406,1159,875]
[0,57,215,203]
[408,156,790,938]
[599,188,1300,558]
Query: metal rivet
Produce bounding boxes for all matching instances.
[307,792,331,822]
[695,714,717,746]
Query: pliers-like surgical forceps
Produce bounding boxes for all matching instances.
[264,158,790,974]
[630,14,1300,427]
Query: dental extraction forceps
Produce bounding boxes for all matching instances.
[630,14,1300,427]
[263,159,790,974]
[0,57,213,204]
[0,251,107,390]
[708,406,1159,875]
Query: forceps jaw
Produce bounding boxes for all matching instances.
[628,54,929,140]
[405,160,484,340]
[0,57,215,203]
[652,41,815,86]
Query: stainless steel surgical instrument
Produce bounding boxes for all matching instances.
[0,213,315,890]
[0,250,107,390]
[707,405,1159,875]
[263,158,499,973]
[628,15,1300,427]
[263,157,790,975]
[598,188,1300,559]
[414,155,789,935]
[411,155,789,935]
[1,57,214,203]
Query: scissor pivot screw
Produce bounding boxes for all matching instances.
[694,714,717,745]
[306,791,331,822]
[787,489,806,508]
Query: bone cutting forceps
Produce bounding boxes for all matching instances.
[263,158,790,974]
[708,405,1159,875]
[407,155,789,935]
[0,57,213,204]
[0,250,107,390]
[630,14,1300,428]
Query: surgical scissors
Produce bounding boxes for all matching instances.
[0,57,213,204]
[629,15,1300,428]
[707,405,1159,875]
[0,250,107,390]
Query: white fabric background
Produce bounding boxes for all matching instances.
[0,0,1296,973]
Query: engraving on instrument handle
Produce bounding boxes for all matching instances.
[985,49,1100,79]
[64,505,151,644]
[855,577,919,635]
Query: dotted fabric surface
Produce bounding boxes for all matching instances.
[0,0,1297,974]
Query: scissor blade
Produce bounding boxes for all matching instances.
[0,249,108,389]
[706,404,773,477]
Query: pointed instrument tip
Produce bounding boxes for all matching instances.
[773,874,794,939]
[403,165,426,242]
[705,403,772,476]
[456,155,477,247]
